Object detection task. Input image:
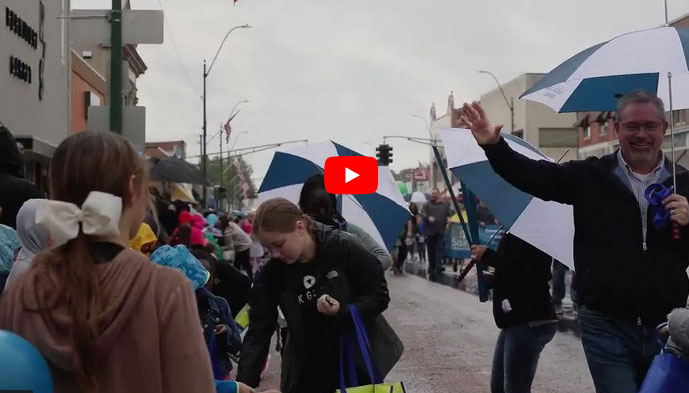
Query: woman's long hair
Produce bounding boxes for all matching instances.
[298,174,346,228]
[39,131,146,392]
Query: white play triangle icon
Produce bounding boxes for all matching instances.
[345,168,360,183]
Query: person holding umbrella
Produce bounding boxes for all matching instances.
[461,92,689,393]
[471,232,557,393]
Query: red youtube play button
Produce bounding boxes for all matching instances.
[324,156,378,195]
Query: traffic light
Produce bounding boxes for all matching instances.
[376,144,393,166]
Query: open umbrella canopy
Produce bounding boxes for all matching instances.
[410,191,428,204]
[440,128,575,269]
[257,141,409,250]
[521,26,689,113]
[147,156,211,186]
[403,191,428,204]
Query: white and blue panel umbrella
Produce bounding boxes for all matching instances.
[440,128,575,269]
[257,141,409,251]
[521,26,689,113]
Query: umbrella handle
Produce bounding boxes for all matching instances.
[456,258,477,283]
[672,221,681,240]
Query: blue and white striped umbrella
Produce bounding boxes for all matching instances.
[440,128,575,269]
[257,141,409,250]
[521,26,689,113]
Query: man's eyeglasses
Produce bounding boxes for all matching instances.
[619,122,664,132]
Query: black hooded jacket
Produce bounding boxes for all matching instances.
[482,232,556,329]
[237,223,389,393]
[0,127,42,229]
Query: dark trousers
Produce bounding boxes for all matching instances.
[233,248,253,281]
[416,236,426,262]
[551,260,568,305]
[491,323,557,393]
[426,234,443,280]
[394,239,408,272]
[578,306,661,393]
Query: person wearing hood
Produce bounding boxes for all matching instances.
[0,224,20,290]
[298,174,393,270]
[150,245,276,393]
[170,211,207,247]
[0,131,215,393]
[206,213,221,232]
[206,213,225,245]
[237,198,391,393]
[0,126,43,229]
[129,222,158,256]
[5,199,50,290]
[198,214,223,260]
[192,213,206,231]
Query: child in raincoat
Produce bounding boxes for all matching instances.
[150,245,278,393]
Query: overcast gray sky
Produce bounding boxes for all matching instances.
[72,0,689,184]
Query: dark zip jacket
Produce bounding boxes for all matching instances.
[483,138,689,327]
[236,223,390,393]
[482,232,556,329]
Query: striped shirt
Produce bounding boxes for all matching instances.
[614,150,669,247]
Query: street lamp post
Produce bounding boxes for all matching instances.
[202,24,251,207]
[413,114,436,189]
[478,70,515,136]
[412,114,433,140]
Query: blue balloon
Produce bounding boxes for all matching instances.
[0,330,54,393]
[215,380,238,393]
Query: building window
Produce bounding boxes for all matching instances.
[672,110,686,126]
[512,129,524,139]
[583,126,591,139]
[538,128,578,148]
[599,122,607,136]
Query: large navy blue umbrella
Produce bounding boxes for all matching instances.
[440,128,575,269]
[258,141,409,250]
[520,26,689,113]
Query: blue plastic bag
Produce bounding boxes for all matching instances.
[638,350,689,393]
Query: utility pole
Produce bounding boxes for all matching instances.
[109,0,123,133]
[201,24,251,208]
[202,60,208,207]
[219,123,223,211]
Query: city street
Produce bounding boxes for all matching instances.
[256,271,594,392]
[4,2,687,392]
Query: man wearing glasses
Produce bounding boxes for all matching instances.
[460,91,689,393]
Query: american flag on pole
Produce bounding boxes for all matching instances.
[224,119,232,143]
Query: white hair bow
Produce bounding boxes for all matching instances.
[35,191,122,247]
